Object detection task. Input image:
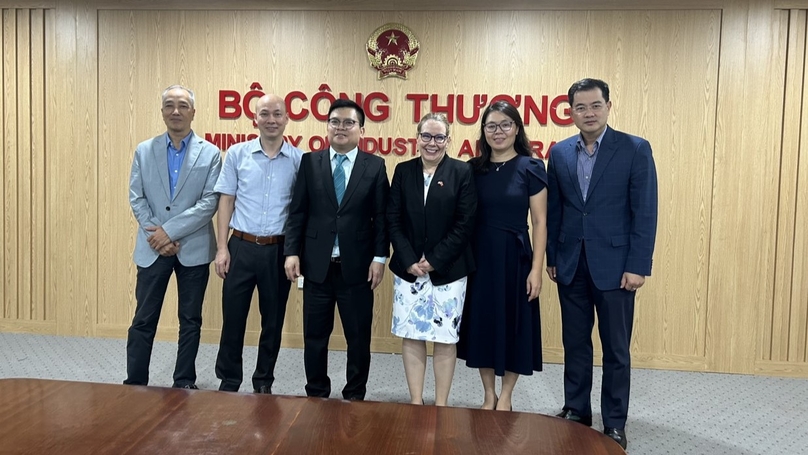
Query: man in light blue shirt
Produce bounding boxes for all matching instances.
[213,94,303,393]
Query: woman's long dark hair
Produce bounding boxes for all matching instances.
[470,100,532,174]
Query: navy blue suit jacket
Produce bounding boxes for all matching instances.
[546,126,658,290]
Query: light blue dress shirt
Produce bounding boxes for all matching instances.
[167,132,191,200]
[214,138,303,236]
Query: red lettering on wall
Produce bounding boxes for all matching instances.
[364,92,390,122]
[457,139,477,159]
[530,141,546,159]
[219,90,241,119]
[284,135,303,147]
[205,133,223,149]
[285,91,309,121]
[523,95,548,126]
[310,85,336,121]
[406,93,429,122]
[550,95,573,126]
[455,94,488,124]
[430,94,455,123]
[309,135,327,151]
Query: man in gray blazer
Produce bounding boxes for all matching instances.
[125,85,221,389]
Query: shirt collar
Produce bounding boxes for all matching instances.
[254,138,291,157]
[329,147,358,163]
[576,125,609,155]
[166,131,193,152]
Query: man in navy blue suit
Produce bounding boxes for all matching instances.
[546,78,658,450]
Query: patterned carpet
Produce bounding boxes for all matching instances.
[1,332,806,454]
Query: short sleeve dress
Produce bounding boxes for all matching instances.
[457,155,547,376]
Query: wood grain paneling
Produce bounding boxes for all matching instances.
[0,11,5,319]
[709,1,786,374]
[767,10,805,362]
[30,8,45,320]
[3,9,19,320]
[95,9,720,367]
[1,0,807,378]
[1,7,47,324]
[89,0,726,11]
[788,15,808,361]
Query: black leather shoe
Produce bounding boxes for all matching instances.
[254,385,272,394]
[556,409,592,427]
[603,427,627,450]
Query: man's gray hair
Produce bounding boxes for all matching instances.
[161,84,195,108]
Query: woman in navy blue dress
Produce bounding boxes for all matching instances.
[457,100,548,411]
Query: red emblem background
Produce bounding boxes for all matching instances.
[367,23,420,79]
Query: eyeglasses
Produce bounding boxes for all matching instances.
[572,103,606,114]
[483,121,515,134]
[418,133,448,144]
[327,118,358,129]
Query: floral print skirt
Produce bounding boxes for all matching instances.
[391,273,467,344]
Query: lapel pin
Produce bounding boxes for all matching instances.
[437,181,444,186]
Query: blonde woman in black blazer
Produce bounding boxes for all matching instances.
[387,113,477,406]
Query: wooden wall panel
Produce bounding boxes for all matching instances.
[767,10,805,362]
[709,1,786,374]
[599,11,719,361]
[787,27,808,362]
[95,9,721,365]
[3,10,18,320]
[0,0,806,377]
[759,7,808,373]
[16,9,31,320]
[30,8,45,320]
[0,8,47,325]
[0,10,4,321]
[50,0,98,336]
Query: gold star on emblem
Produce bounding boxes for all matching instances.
[386,32,399,45]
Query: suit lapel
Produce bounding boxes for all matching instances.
[320,151,339,211]
[173,133,202,199]
[151,134,171,200]
[341,151,368,208]
[564,141,585,205]
[586,127,617,202]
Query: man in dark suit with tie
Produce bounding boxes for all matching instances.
[284,99,389,400]
[546,78,658,450]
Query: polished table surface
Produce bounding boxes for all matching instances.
[0,378,625,454]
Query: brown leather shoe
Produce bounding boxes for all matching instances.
[556,409,593,426]
[603,427,627,450]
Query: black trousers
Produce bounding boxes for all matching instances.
[125,255,210,387]
[215,236,291,392]
[303,261,374,400]
[558,244,635,429]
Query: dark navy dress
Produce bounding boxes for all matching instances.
[457,155,547,376]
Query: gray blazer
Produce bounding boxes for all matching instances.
[129,131,222,268]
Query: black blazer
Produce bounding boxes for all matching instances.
[387,156,477,285]
[284,149,389,285]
